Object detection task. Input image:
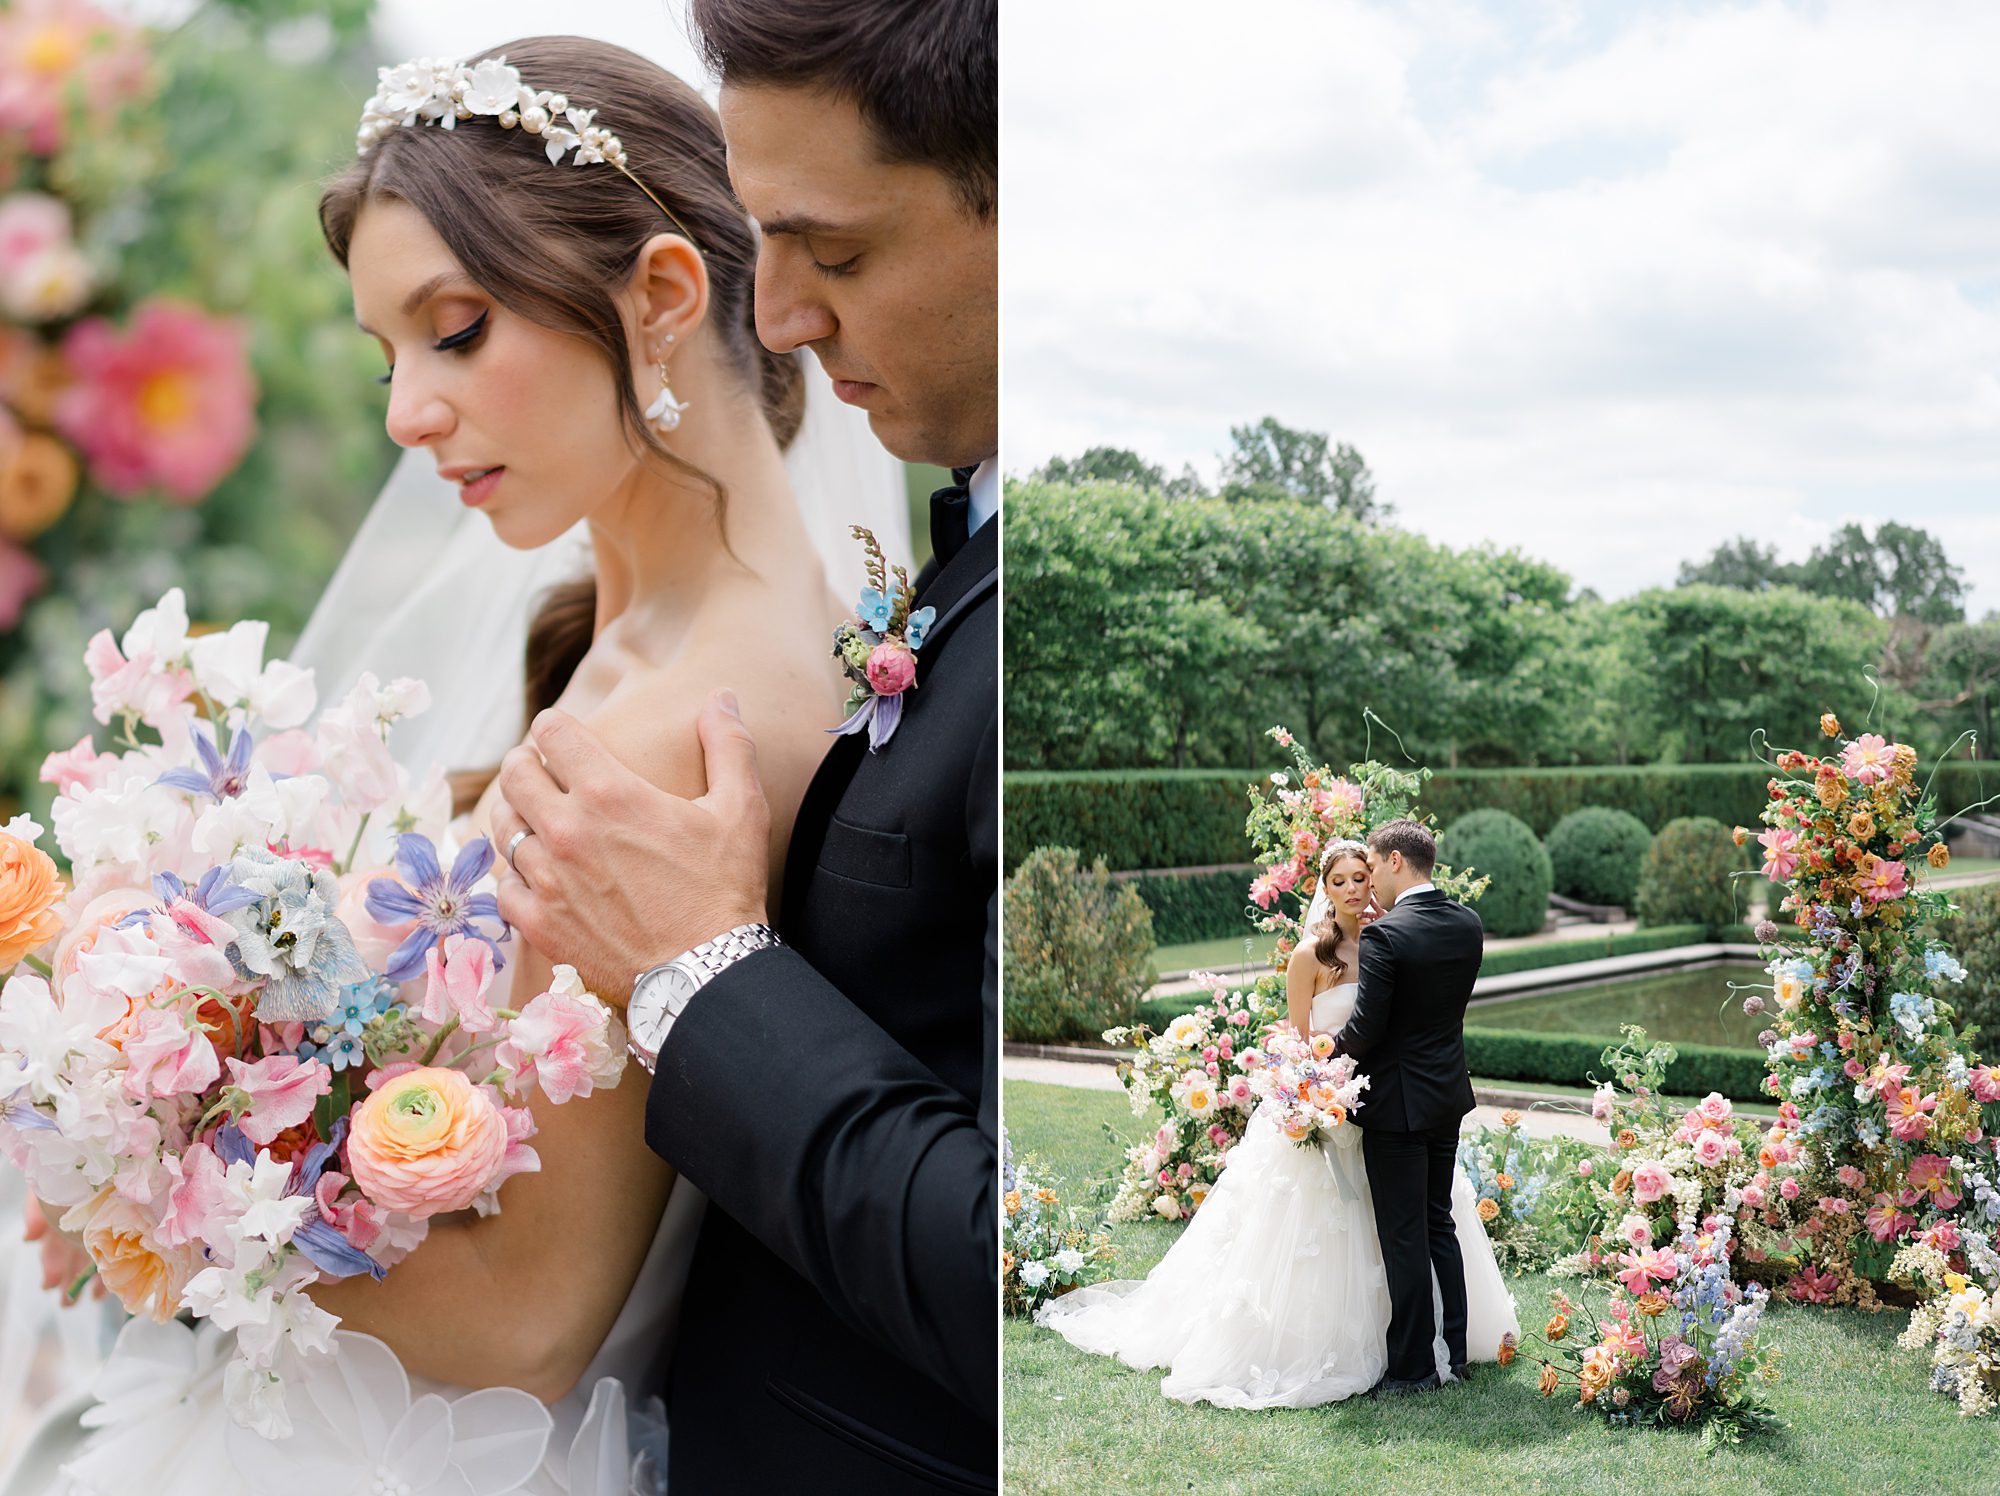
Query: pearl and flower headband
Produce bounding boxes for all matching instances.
[355,55,699,249]
[357,54,701,433]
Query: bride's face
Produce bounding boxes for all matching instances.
[1321,855,1373,918]
[347,200,644,550]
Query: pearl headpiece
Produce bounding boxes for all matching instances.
[356,56,698,245]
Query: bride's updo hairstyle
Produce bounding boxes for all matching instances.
[1311,839,1371,981]
[320,36,803,732]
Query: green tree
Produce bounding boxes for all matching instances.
[1034,446,1208,496]
[1218,418,1388,522]
[1795,521,1966,625]
[1676,537,1795,592]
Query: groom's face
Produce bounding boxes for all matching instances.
[719,83,997,469]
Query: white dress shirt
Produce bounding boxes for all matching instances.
[1393,880,1437,906]
[966,458,998,535]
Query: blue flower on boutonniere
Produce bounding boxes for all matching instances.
[830,526,932,752]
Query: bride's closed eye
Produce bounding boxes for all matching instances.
[376,310,490,385]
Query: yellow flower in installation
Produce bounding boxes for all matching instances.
[1545,1313,1570,1341]
[1500,1109,1522,1127]
[1538,1364,1560,1396]
[1930,843,1951,871]
[1821,712,1840,737]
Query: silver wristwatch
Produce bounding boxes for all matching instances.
[626,922,780,1074]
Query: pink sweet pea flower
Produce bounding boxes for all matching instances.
[55,299,257,502]
[1757,826,1801,882]
[470,1106,541,1211]
[38,734,114,794]
[1841,733,1895,785]
[421,932,496,1033]
[155,1142,232,1250]
[313,1169,382,1252]
[120,1006,220,1100]
[222,1054,332,1145]
[495,968,622,1105]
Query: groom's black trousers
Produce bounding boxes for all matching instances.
[1361,1125,1468,1382]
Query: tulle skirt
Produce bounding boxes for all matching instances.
[1034,1107,1520,1409]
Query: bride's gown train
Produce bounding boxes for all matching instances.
[1034,983,1518,1409]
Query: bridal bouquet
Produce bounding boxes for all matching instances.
[1238,1027,1368,1149]
[0,589,625,1435]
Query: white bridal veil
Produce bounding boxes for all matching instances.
[290,358,908,773]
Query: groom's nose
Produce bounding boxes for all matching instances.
[754,250,839,355]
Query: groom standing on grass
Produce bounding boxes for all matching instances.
[490,1,997,1490]
[1331,819,1484,1395]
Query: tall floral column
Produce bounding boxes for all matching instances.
[1744,718,2000,1304]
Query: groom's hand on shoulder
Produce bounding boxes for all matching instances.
[492,690,771,1005]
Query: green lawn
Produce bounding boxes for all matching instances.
[1153,933,1279,976]
[1004,1080,1992,1496]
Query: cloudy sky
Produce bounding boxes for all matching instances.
[1003,0,2000,616]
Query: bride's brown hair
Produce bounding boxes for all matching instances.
[319,36,805,779]
[1310,840,1371,985]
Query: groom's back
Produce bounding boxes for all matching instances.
[1367,893,1483,1130]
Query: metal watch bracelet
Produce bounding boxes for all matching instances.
[626,922,780,1074]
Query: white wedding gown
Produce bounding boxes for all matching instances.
[1034,983,1518,1408]
[0,952,706,1496]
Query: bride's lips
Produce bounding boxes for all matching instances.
[453,467,504,507]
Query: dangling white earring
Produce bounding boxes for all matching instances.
[645,332,689,433]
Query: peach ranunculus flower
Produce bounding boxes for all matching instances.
[0,829,65,966]
[54,299,256,502]
[68,1189,196,1323]
[346,1065,509,1220]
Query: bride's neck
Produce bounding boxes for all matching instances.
[586,386,817,638]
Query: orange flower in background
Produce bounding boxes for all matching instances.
[0,829,64,965]
[1732,825,1749,847]
[1821,713,1840,737]
[1476,1198,1499,1223]
[1496,1173,1514,1190]
[1538,1364,1560,1396]
[1497,1334,1517,1366]
[1611,1169,1633,1197]
[1816,772,1847,810]
[1636,1291,1669,1317]
[1500,1109,1522,1127]
[1615,1129,1637,1149]
[1545,1313,1570,1341]
[1847,810,1875,842]
[1929,843,1951,870]
[0,429,77,539]
[1004,1190,1021,1216]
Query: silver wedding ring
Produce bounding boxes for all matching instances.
[505,828,532,870]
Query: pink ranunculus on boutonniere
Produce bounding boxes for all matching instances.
[829,526,935,752]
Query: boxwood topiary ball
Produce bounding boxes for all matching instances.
[1439,808,1552,938]
[1545,806,1654,910]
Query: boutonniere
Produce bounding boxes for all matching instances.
[829,526,935,752]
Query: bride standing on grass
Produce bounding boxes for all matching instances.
[1035,840,1517,1408]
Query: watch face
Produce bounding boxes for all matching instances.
[630,978,671,1039]
[663,964,703,1010]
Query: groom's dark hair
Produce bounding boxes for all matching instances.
[686,0,996,220]
[1368,819,1436,876]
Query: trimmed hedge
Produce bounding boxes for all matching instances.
[1463,1027,1768,1103]
[1440,809,1551,937]
[1479,923,1758,977]
[1119,865,1257,945]
[1002,847,1155,1043]
[1545,807,1652,909]
[1636,817,1745,929]
[1004,761,1996,872]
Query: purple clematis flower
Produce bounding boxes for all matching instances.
[364,832,509,983]
[157,725,256,801]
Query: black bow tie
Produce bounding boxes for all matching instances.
[930,468,975,568]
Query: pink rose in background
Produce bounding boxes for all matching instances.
[1692,1132,1727,1169]
[1816,1197,1850,1216]
[1841,733,1895,785]
[1779,1178,1801,1201]
[1590,1083,1616,1122]
[0,0,152,156]
[1695,1093,1731,1125]
[120,1006,219,1100]
[222,1054,331,1146]
[422,932,496,1033]
[0,193,69,278]
[55,299,257,502]
[1835,1164,1867,1191]
[865,641,916,696]
[1577,1160,1593,1178]
[1741,1180,1766,1210]
[1631,1161,1670,1204]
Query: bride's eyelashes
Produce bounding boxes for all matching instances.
[374,310,490,386]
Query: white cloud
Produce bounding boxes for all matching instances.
[1004,0,2000,615]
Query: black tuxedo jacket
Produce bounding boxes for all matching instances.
[645,513,998,1493]
[1330,888,1482,1133]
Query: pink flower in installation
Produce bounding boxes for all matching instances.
[0,0,152,157]
[1840,733,1896,785]
[55,299,257,502]
[1757,826,1801,882]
